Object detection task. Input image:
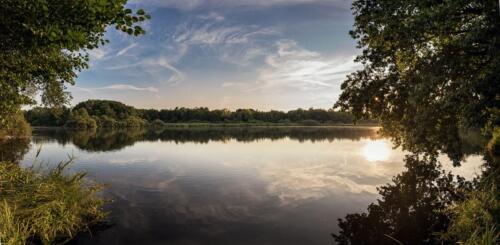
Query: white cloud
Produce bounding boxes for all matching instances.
[152,58,185,84]
[168,16,278,66]
[103,57,185,84]
[174,22,276,46]
[116,43,138,56]
[130,0,345,10]
[197,12,225,22]
[71,86,93,93]
[73,84,158,93]
[87,48,109,60]
[130,0,202,10]
[97,84,159,92]
[253,40,360,92]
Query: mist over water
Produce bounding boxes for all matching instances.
[17,127,483,245]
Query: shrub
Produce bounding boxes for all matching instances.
[0,113,31,139]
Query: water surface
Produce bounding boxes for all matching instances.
[16,127,483,245]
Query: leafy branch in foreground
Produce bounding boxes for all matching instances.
[333,0,499,243]
[0,0,150,130]
[335,0,500,165]
[0,159,107,244]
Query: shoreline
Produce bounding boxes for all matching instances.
[31,123,380,130]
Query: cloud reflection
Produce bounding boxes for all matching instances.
[21,128,484,245]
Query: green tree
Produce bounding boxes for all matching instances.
[334,0,499,244]
[335,0,500,164]
[0,0,150,130]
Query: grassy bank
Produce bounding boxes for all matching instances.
[0,159,106,244]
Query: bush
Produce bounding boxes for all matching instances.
[0,113,31,139]
[0,160,106,244]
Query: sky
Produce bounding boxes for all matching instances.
[71,0,359,111]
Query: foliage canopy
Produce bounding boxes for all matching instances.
[335,0,500,164]
[0,0,150,128]
[334,0,500,244]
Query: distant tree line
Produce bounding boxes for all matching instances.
[24,100,376,128]
[139,107,365,124]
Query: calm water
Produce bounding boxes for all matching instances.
[16,127,482,245]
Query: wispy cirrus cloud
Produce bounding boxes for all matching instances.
[97,84,159,92]
[253,40,360,92]
[74,0,358,110]
[116,43,138,56]
[103,57,185,84]
[130,0,346,10]
[74,84,158,93]
[166,13,278,66]
[174,22,276,46]
[197,12,225,22]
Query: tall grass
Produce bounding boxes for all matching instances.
[0,159,106,244]
[440,186,499,244]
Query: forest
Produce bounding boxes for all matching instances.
[24,99,375,128]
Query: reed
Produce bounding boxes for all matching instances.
[0,159,106,244]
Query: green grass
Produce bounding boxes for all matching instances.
[0,159,106,245]
[440,184,500,244]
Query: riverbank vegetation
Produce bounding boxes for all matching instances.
[0,113,31,139]
[0,1,150,132]
[24,99,376,129]
[1,0,150,244]
[333,0,499,244]
[0,160,106,244]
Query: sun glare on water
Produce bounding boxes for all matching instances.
[362,140,391,162]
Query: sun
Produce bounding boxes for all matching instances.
[362,140,391,162]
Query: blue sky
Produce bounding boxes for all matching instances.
[71,0,359,110]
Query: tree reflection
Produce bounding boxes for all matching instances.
[332,155,473,245]
[31,127,485,156]
[32,127,380,152]
[0,137,31,163]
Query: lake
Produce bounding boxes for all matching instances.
[14,127,483,245]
